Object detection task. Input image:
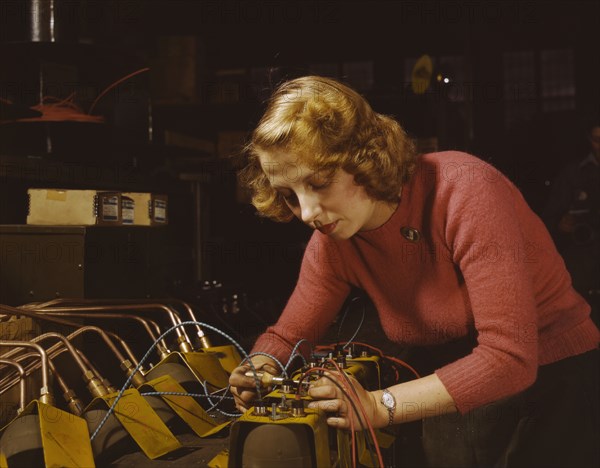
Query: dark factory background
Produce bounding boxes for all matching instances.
[1,0,599,336]
[0,0,600,466]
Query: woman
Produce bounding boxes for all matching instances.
[229,76,599,467]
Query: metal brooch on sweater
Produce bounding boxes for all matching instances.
[400,226,421,242]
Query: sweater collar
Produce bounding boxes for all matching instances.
[353,183,409,241]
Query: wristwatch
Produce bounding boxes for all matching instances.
[380,389,396,427]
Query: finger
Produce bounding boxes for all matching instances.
[231,388,258,404]
[307,399,345,414]
[230,367,264,388]
[231,392,253,412]
[261,364,279,375]
[326,415,350,430]
[229,366,251,385]
[308,383,338,400]
[233,400,248,413]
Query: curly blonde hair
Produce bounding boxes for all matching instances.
[240,76,417,222]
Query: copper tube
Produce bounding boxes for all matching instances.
[0,305,145,386]
[0,306,129,365]
[29,303,187,340]
[31,332,90,375]
[76,350,117,393]
[0,358,26,412]
[45,358,77,405]
[1,333,109,398]
[1,328,126,366]
[0,347,78,396]
[0,340,52,405]
[24,299,169,342]
[0,350,54,390]
[23,299,196,349]
[7,349,85,415]
[30,310,169,357]
[168,299,212,349]
[35,333,109,398]
[0,327,143,395]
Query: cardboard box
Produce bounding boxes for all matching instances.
[27,189,123,225]
[122,192,168,226]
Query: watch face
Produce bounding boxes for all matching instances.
[382,392,394,409]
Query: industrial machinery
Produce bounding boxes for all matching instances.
[0,299,236,466]
[1,294,415,467]
[227,349,397,468]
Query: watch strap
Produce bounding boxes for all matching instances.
[382,389,396,427]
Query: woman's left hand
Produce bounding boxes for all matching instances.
[306,371,385,430]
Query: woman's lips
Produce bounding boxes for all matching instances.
[316,221,338,234]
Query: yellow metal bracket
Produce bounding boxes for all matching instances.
[140,375,230,437]
[1,400,95,467]
[87,388,181,459]
[207,448,229,468]
[202,344,243,374]
[181,351,231,388]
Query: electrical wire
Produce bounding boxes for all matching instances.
[200,381,240,414]
[2,94,104,124]
[343,301,366,349]
[284,338,312,372]
[304,366,384,467]
[88,67,150,115]
[325,359,383,467]
[315,341,421,379]
[336,295,361,345]
[299,362,382,467]
[350,342,421,379]
[297,368,359,466]
[244,352,287,378]
[90,320,259,441]
[329,359,381,468]
[0,67,150,125]
[139,391,234,401]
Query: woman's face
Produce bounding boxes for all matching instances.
[259,150,396,239]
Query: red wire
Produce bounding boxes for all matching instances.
[325,359,384,468]
[88,67,150,115]
[338,341,421,379]
[302,366,358,467]
[0,67,150,125]
[305,363,385,467]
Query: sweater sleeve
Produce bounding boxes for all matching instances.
[435,164,540,413]
[251,233,351,365]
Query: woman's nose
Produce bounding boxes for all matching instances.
[298,193,322,224]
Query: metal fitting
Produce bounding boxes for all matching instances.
[83,371,109,397]
[121,361,146,387]
[177,335,193,353]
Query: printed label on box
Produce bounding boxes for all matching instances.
[102,196,119,221]
[122,198,134,224]
[154,199,167,223]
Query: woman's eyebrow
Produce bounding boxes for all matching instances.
[270,171,319,189]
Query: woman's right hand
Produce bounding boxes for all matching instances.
[229,355,280,412]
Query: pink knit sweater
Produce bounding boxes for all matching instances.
[252,151,599,413]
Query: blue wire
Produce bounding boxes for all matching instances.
[90,321,259,441]
[141,389,242,419]
[140,391,235,401]
[284,338,311,371]
[245,352,287,378]
[200,381,241,414]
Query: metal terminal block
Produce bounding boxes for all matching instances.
[253,401,267,416]
[291,399,305,417]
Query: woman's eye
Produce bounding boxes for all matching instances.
[310,180,330,190]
